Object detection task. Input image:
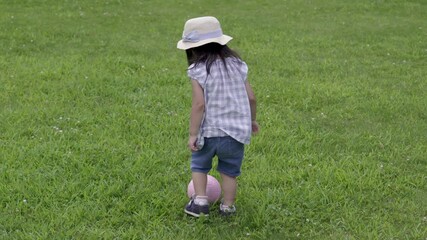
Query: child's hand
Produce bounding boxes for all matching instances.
[252,121,259,134]
[188,135,199,151]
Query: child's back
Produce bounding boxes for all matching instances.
[188,56,252,144]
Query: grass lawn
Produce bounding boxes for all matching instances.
[0,0,426,239]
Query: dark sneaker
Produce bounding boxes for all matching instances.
[184,198,209,217]
[219,203,236,216]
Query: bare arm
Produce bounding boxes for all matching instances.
[245,81,259,133]
[188,80,205,151]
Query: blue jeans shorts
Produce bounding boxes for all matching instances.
[191,136,245,177]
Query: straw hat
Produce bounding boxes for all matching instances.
[177,16,233,50]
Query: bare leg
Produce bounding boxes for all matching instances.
[192,172,207,196]
[220,173,237,206]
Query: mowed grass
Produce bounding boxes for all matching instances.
[1,0,426,239]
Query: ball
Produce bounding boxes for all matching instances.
[187,175,221,203]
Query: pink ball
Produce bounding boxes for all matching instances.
[187,175,222,203]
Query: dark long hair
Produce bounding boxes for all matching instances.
[186,43,241,75]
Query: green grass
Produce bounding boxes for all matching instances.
[1,0,426,239]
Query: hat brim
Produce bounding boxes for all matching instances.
[177,35,232,50]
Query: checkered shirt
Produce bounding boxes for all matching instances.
[188,58,252,144]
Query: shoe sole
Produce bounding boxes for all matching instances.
[184,209,209,217]
[219,211,235,217]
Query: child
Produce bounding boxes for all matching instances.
[177,16,259,217]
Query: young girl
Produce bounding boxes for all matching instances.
[177,16,259,217]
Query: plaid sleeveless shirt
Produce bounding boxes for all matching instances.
[188,58,252,144]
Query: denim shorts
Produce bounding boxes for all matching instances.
[191,136,245,177]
